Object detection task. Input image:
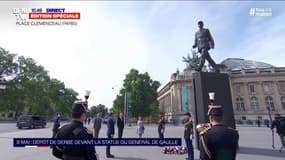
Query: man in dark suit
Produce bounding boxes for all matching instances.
[106,112,115,158]
[93,113,102,138]
[199,105,239,160]
[117,112,124,138]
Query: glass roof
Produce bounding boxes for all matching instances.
[221,58,275,70]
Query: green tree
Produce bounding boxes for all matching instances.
[182,49,200,69]
[89,104,108,118]
[112,89,125,115]
[0,47,18,79]
[0,47,78,119]
[112,69,160,118]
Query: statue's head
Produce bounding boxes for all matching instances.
[198,21,204,29]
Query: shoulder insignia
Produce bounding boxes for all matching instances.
[58,124,68,130]
[199,126,211,135]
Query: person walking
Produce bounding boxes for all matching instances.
[117,112,124,138]
[137,116,144,138]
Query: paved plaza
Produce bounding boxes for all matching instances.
[0,123,284,160]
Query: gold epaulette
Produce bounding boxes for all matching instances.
[199,126,211,135]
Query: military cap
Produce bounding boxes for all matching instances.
[198,21,204,25]
[72,100,88,114]
[184,112,191,117]
[207,105,223,116]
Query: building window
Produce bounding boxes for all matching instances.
[265,96,275,111]
[248,83,256,94]
[235,84,241,94]
[263,83,272,94]
[278,82,285,93]
[236,97,245,112]
[281,96,285,110]
[250,96,259,111]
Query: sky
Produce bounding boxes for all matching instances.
[0,1,284,109]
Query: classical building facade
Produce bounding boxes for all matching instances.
[157,58,285,124]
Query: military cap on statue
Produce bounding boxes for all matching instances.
[72,100,88,114]
[198,20,203,25]
[207,105,223,116]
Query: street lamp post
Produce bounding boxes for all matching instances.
[112,86,129,124]
[112,86,120,114]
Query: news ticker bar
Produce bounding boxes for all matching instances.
[13,138,182,147]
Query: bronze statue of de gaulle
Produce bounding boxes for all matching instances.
[192,21,220,73]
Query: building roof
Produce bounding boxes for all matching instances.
[221,58,275,70]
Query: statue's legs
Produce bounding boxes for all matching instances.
[205,53,217,69]
[196,48,219,72]
[196,48,209,71]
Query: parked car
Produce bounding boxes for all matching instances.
[102,118,108,124]
[16,115,47,129]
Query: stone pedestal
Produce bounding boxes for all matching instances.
[192,72,235,149]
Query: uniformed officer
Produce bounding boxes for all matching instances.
[199,105,239,160]
[53,101,98,160]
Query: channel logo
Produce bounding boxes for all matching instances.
[12,8,81,26]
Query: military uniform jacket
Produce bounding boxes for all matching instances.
[199,124,239,160]
[55,120,97,160]
[194,28,215,52]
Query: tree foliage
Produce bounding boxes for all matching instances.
[182,49,200,69]
[89,104,108,118]
[112,69,160,118]
[0,47,78,119]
